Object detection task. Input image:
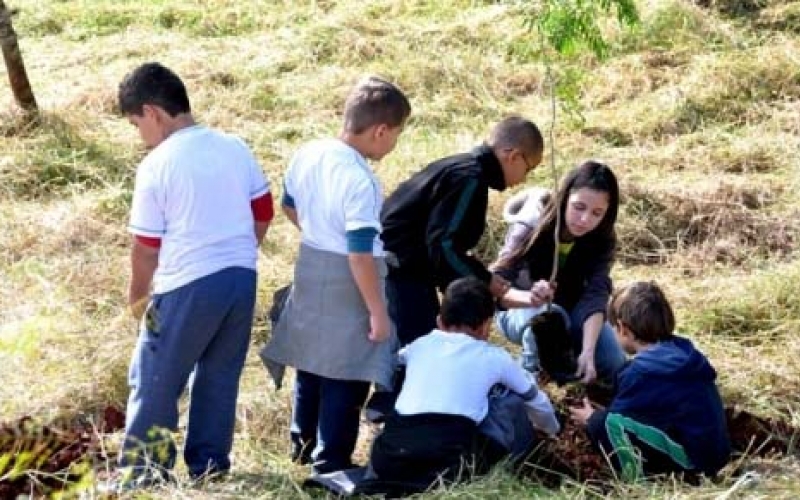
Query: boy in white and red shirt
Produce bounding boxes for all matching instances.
[118,62,272,486]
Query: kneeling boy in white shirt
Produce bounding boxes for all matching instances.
[367,276,559,491]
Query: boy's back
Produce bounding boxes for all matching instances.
[573,281,731,480]
[605,335,730,476]
[395,329,534,422]
[261,75,410,475]
[366,277,558,494]
[285,138,383,256]
[381,150,501,286]
[133,125,268,293]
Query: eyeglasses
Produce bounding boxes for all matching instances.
[503,148,537,174]
[521,154,536,174]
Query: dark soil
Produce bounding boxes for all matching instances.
[725,406,798,456]
[518,386,798,488]
[2,399,797,496]
[0,405,125,499]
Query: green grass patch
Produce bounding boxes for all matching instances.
[0,114,133,198]
[685,263,800,338]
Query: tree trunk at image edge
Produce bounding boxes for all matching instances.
[0,0,38,112]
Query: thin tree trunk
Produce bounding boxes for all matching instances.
[0,0,38,112]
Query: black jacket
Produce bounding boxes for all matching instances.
[381,145,506,289]
[497,225,615,328]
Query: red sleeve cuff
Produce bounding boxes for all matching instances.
[251,192,274,223]
[136,235,162,248]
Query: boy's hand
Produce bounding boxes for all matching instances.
[368,310,391,343]
[129,294,150,321]
[569,397,595,427]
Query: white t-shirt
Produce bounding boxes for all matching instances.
[395,330,538,423]
[128,125,270,294]
[283,138,383,256]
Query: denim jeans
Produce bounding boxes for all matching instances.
[495,304,626,382]
[121,267,256,478]
[291,370,370,474]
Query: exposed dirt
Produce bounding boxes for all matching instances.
[520,419,612,490]
[0,405,125,498]
[725,406,799,457]
[2,400,797,496]
[518,386,798,487]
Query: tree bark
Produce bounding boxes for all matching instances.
[0,0,38,112]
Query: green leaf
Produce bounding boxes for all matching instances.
[532,0,639,60]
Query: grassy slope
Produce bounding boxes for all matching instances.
[1,0,799,497]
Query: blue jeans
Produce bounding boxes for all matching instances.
[495,304,626,382]
[291,370,370,474]
[121,267,256,478]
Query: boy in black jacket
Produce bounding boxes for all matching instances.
[366,117,543,420]
[381,116,544,346]
[570,281,731,481]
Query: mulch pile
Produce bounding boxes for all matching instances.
[0,406,125,499]
[517,383,799,487]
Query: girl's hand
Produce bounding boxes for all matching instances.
[529,280,555,307]
[575,350,597,384]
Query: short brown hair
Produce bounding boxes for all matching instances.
[608,281,675,343]
[343,76,411,134]
[487,116,544,158]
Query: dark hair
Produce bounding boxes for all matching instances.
[608,281,675,343]
[440,277,495,330]
[343,76,411,134]
[495,160,619,270]
[487,116,544,158]
[118,62,191,117]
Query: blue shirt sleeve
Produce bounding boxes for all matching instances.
[347,227,378,253]
[281,180,295,209]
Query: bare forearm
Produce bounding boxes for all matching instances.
[498,288,533,308]
[129,240,159,306]
[581,312,604,354]
[348,253,386,315]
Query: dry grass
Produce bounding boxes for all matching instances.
[617,179,797,266]
[1,0,799,497]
